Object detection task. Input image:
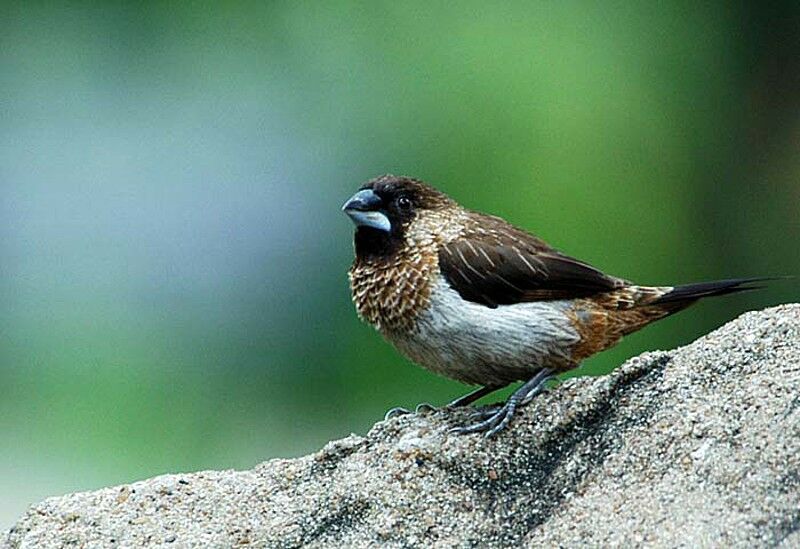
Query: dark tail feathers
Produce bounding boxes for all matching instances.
[653,277,771,305]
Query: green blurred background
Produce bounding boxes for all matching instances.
[2,2,798,527]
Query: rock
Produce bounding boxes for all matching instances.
[4,305,800,548]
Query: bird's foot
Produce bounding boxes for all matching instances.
[384,402,438,421]
[384,407,409,420]
[385,386,507,422]
[414,402,438,414]
[450,368,554,437]
[450,400,519,438]
[467,402,504,420]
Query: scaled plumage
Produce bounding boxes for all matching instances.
[343,174,763,436]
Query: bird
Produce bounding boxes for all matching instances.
[342,174,765,437]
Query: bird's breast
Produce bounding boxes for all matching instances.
[348,251,438,332]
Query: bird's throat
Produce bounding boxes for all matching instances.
[354,227,402,261]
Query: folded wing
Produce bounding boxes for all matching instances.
[438,222,626,308]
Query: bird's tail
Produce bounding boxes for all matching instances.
[652,277,770,306]
[608,277,768,340]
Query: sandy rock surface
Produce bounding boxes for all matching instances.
[4,305,800,548]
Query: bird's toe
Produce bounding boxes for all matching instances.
[450,403,517,437]
[415,402,438,414]
[384,407,412,420]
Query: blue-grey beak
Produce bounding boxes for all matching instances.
[342,189,391,232]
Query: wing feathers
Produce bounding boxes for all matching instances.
[438,219,625,307]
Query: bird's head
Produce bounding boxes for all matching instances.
[342,175,455,259]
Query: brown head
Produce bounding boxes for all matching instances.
[342,175,456,261]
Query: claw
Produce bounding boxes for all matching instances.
[384,407,411,420]
[384,402,438,421]
[415,402,438,414]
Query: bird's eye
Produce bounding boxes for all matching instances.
[397,196,413,210]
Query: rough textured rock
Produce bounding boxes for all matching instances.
[4,305,800,548]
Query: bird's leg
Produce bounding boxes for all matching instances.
[469,377,555,419]
[448,385,504,407]
[468,402,504,420]
[466,377,552,421]
[450,368,554,437]
[520,375,557,406]
[384,385,503,421]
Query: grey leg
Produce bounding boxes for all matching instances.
[448,385,504,407]
[468,403,504,420]
[450,369,554,437]
[469,374,554,421]
[520,375,557,406]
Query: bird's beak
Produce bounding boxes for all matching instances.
[342,189,391,232]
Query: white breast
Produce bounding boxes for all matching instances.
[387,278,580,386]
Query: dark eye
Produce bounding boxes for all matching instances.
[397,196,413,210]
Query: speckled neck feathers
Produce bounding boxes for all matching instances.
[349,249,436,333]
[349,208,467,333]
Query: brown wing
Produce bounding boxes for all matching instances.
[438,217,626,308]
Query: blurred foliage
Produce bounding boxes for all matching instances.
[1,1,798,526]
